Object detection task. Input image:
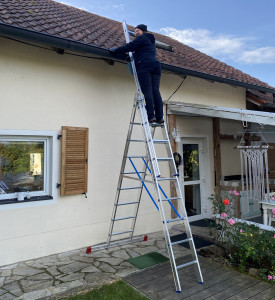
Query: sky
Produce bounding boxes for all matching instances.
[57,0,275,87]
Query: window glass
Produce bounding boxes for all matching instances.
[0,140,45,195]
[184,184,201,216]
[182,144,200,181]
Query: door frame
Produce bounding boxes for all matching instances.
[177,135,211,222]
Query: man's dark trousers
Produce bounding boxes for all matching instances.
[137,62,163,121]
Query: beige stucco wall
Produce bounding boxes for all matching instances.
[161,72,246,109]
[0,37,246,265]
[220,119,244,177]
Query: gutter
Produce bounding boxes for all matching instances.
[1,23,275,95]
[0,23,112,60]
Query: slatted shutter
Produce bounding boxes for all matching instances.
[61,126,88,196]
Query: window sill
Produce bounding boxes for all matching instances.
[0,195,53,205]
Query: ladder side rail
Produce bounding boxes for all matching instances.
[138,101,161,176]
[160,122,204,284]
[107,98,139,246]
[122,21,142,98]
[174,176,204,283]
[150,165,182,292]
[128,126,159,240]
[136,116,182,290]
[122,20,160,177]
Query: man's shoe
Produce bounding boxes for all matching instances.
[156,118,165,124]
[149,118,157,124]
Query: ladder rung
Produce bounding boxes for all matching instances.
[166,217,184,224]
[157,177,177,181]
[171,238,191,246]
[127,156,147,159]
[123,171,146,175]
[153,139,169,144]
[129,139,145,142]
[116,201,139,206]
[131,122,142,125]
[176,260,197,270]
[119,187,142,190]
[113,216,135,221]
[123,175,153,184]
[157,157,173,161]
[162,197,181,201]
[111,230,133,236]
[150,123,164,127]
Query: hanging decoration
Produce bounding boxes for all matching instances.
[238,127,270,212]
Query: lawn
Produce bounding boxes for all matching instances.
[65,280,149,300]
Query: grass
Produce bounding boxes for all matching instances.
[65,280,149,300]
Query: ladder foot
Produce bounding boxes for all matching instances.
[176,291,181,293]
[199,282,204,284]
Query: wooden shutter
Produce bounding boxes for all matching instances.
[61,126,88,196]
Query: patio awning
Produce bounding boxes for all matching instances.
[166,101,275,126]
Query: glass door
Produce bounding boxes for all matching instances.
[179,139,207,220]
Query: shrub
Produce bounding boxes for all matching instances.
[209,189,275,282]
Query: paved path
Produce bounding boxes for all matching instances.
[0,229,190,300]
[0,225,274,300]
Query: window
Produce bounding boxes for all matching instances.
[0,130,57,206]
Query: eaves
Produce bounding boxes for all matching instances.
[1,23,275,95]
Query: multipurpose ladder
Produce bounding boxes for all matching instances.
[107,21,203,292]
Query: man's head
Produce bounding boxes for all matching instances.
[135,24,147,36]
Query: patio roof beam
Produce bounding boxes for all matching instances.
[167,102,275,126]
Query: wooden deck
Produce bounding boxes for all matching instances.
[124,255,275,300]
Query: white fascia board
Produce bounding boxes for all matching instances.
[166,101,275,126]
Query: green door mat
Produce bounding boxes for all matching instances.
[127,252,169,269]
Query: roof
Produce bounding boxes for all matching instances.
[0,0,274,94]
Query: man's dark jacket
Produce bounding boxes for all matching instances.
[113,33,159,66]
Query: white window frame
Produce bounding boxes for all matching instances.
[0,130,57,210]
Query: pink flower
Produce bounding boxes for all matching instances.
[272,208,275,218]
[240,229,243,233]
[221,212,228,219]
[233,190,239,196]
[268,275,273,280]
[227,218,235,225]
[274,234,275,239]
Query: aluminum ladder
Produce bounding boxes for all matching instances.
[107,20,203,292]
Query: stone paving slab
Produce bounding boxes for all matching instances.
[0,225,271,300]
[0,231,175,299]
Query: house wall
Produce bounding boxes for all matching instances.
[0,37,246,265]
[161,72,246,109]
[220,119,244,177]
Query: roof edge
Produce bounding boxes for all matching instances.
[1,23,275,94]
[162,63,275,94]
[0,23,112,58]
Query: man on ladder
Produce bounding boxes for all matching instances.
[104,21,204,293]
[110,24,164,125]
